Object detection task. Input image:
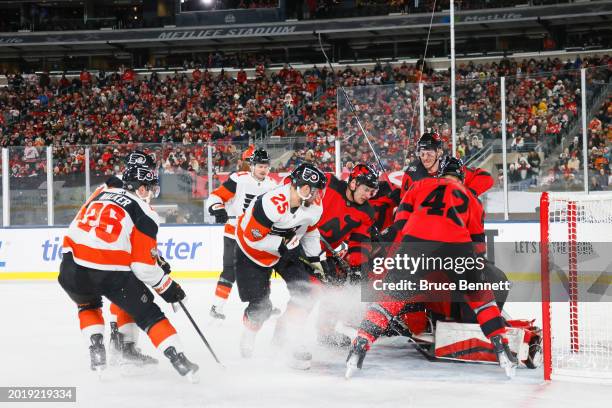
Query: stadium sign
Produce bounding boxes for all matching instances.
[1,2,611,48]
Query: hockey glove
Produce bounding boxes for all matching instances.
[306,254,331,282]
[209,204,229,224]
[278,235,302,260]
[153,275,186,304]
[157,254,171,275]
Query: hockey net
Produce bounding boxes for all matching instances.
[540,192,612,382]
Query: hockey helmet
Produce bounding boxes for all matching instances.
[249,148,270,165]
[122,165,160,197]
[289,163,326,190]
[349,163,380,189]
[125,150,156,168]
[438,156,465,181]
[417,132,442,151]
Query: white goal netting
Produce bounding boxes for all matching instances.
[541,192,612,382]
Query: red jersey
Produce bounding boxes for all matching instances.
[391,177,485,244]
[369,179,401,231]
[400,161,494,199]
[317,174,375,267]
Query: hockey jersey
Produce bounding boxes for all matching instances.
[207,171,277,238]
[235,183,323,267]
[62,187,165,287]
[400,161,494,199]
[317,174,375,267]
[390,177,485,245]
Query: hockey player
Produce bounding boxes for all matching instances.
[58,162,199,380]
[315,163,378,348]
[346,157,517,378]
[369,178,401,231]
[234,163,326,368]
[400,132,494,199]
[105,151,162,368]
[207,148,277,320]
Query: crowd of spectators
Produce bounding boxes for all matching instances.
[0,54,610,198]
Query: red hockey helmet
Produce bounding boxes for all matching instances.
[349,163,380,189]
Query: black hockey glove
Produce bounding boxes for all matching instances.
[209,204,229,224]
[157,254,171,275]
[153,276,186,304]
[278,236,304,261]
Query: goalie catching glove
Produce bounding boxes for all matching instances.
[209,203,229,224]
[153,275,186,304]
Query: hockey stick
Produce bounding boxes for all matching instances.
[178,300,225,367]
[316,32,391,184]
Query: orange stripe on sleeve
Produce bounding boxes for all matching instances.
[212,185,235,202]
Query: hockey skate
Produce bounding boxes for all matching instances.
[317,331,352,350]
[491,335,518,378]
[345,337,369,379]
[163,346,199,383]
[89,334,107,377]
[288,345,312,370]
[240,328,257,358]
[209,305,226,321]
[108,322,122,365]
[120,342,159,376]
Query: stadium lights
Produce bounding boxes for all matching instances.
[201,0,214,5]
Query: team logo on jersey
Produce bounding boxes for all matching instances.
[251,228,263,239]
[302,167,320,183]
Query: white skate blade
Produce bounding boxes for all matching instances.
[345,363,359,380]
[499,355,517,379]
[94,365,106,380]
[503,364,517,379]
[108,351,121,367]
[186,371,200,384]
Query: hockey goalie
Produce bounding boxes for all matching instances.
[347,156,543,378]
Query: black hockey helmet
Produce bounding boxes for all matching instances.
[438,156,465,181]
[417,132,442,151]
[289,163,326,190]
[125,150,156,168]
[349,163,380,189]
[249,148,270,165]
[122,165,160,197]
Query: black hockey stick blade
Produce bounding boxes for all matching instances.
[178,300,225,368]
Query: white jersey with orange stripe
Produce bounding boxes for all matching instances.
[62,187,165,287]
[235,183,323,267]
[207,171,277,238]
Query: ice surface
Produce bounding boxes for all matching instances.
[1,280,610,408]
